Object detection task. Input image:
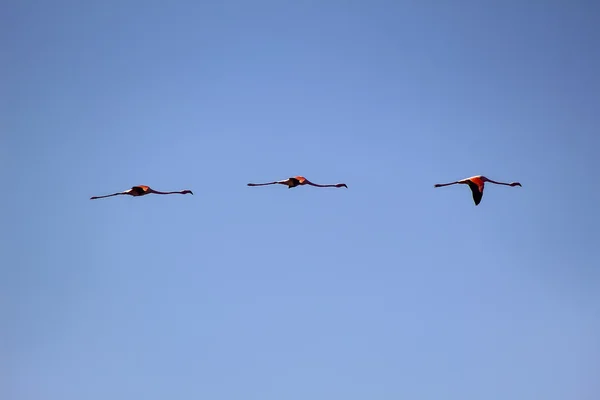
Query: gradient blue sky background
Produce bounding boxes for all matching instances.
[3,1,599,399]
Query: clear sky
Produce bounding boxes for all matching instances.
[3,1,599,399]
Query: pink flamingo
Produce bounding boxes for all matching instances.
[247,176,348,189]
[90,185,193,200]
[434,175,521,205]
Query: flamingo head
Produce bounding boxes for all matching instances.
[182,190,194,195]
[335,183,348,188]
[509,182,521,187]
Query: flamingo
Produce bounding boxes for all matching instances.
[247,176,348,189]
[90,185,193,200]
[434,175,521,205]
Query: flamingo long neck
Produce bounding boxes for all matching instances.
[148,189,186,195]
[485,179,511,186]
[304,180,338,187]
[311,183,336,187]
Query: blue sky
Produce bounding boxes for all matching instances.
[3,1,599,399]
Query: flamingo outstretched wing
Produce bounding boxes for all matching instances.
[465,181,483,205]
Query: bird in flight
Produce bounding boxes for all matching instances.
[90,185,193,200]
[434,175,521,205]
[247,176,348,189]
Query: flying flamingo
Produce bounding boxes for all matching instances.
[434,175,521,205]
[247,176,348,189]
[90,185,193,200]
